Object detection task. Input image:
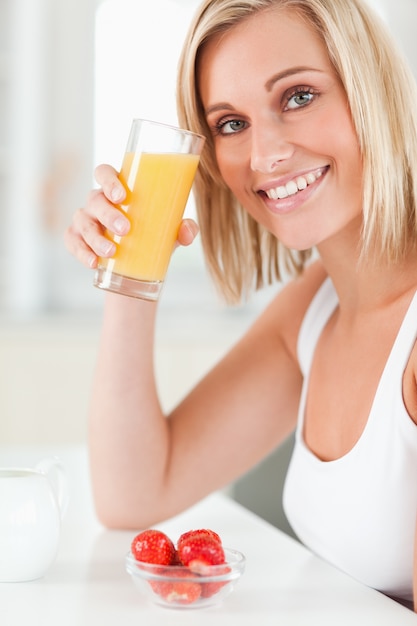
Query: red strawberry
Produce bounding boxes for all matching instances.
[178,535,225,573]
[131,529,176,565]
[200,565,231,598]
[151,569,202,605]
[177,528,222,552]
[171,549,182,566]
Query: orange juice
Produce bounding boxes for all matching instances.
[100,151,200,282]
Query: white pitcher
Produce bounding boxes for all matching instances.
[0,457,68,582]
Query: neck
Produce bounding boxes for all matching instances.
[316,230,417,313]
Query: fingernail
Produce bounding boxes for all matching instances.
[111,186,124,203]
[114,217,129,235]
[99,240,115,256]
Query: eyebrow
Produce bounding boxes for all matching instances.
[204,66,323,116]
[204,103,235,116]
[265,66,323,91]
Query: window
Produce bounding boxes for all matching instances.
[94,0,220,312]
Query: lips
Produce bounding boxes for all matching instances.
[261,167,328,200]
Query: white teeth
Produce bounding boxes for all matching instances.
[265,169,324,200]
[296,176,307,190]
[286,181,298,196]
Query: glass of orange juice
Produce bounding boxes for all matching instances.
[93,119,205,300]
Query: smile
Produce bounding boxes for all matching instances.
[263,167,327,200]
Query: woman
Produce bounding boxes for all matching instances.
[65,0,417,610]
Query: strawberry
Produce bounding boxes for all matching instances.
[178,534,226,573]
[131,529,176,565]
[150,569,202,605]
[171,549,182,566]
[177,528,222,552]
[200,564,231,598]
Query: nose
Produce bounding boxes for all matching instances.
[250,122,294,173]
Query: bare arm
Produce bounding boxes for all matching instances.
[86,265,325,529]
[65,165,326,529]
[89,295,300,528]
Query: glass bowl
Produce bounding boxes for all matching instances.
[126,547,246,609]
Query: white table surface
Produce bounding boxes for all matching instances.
[0,445,416,625]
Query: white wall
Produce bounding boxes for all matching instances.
[2,0,97,315]
[376,0,417,76]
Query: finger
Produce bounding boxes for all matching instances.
[177,219,199,247]
[86,189,130,236]
[64,222,102,269]
[68,208,117,262]
[94,163,126,204]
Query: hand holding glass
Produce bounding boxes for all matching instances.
[94,119,205,300]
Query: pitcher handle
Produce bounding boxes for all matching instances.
[35,456,69,520]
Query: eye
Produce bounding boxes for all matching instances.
[285,87,316,111]
[213,118,247,136]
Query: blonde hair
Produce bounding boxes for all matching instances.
[177,0,417,303]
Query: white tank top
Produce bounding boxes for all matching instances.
[283,278,417,604]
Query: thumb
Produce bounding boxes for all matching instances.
[177,218,199,247]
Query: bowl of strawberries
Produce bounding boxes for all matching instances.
[125,527,245,609]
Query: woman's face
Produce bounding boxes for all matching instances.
[198,8,363,251]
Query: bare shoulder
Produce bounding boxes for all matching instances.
[250,260,328,362]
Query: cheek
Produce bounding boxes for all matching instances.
[215,147,248,196]
[326,110,361,166]
[216,148,267,225]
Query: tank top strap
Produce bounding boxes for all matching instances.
[297,277,338,376]
[386,289,417,370]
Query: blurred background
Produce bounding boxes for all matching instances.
[0,0,415,530]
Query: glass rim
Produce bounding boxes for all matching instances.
[130,117,205,141]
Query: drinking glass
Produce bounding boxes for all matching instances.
[94,119,205,300]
